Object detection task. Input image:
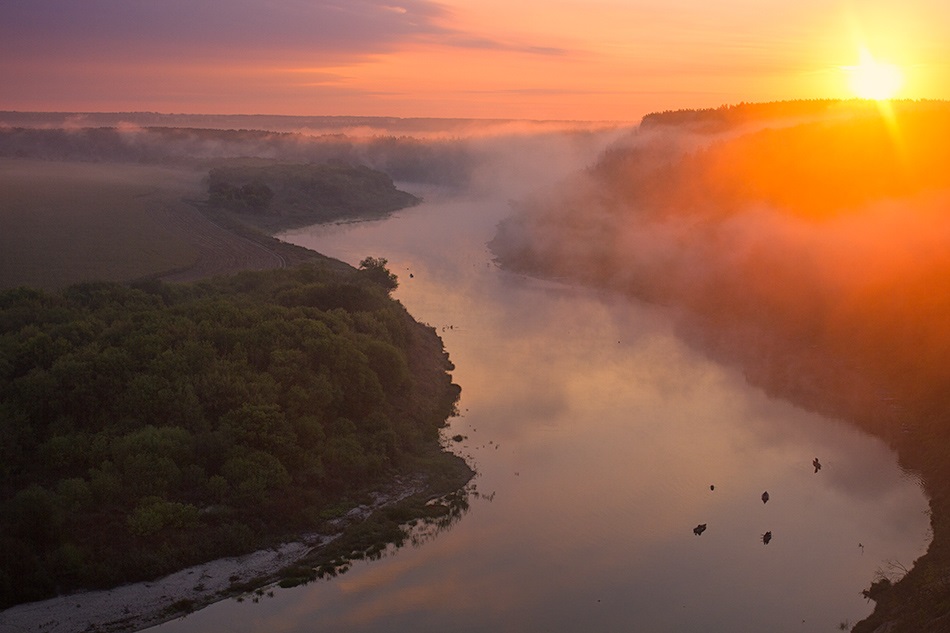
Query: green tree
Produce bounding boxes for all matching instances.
[221,450,291,504]
[358,257,398,293]
[218,403,296,458]
[127,497,200,537]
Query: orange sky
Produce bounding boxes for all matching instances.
[1,0,947,120]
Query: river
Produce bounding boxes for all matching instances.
[147,178,929,632]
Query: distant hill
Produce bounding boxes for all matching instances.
[639,98,950,131]
[0,112,628,188]
[0,111,609,135]
[0,124,476,187]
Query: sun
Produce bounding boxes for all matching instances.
[846,48,904,100]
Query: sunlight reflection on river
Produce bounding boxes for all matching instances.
[148,187,929,633]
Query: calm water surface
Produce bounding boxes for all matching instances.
[149,186,929,633]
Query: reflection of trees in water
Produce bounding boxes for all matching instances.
[356,486,475,560]
[270,483,479,593]
[405,486,474,549]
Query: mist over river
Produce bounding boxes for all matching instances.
[145,178,929,632]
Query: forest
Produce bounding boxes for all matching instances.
[0,260,464,608]
[207,160,420,230]
[638,98,949,131]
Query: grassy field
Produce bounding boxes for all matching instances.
[0,159,206,290]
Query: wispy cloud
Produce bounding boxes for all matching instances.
[0,0,564,63]
[0,1,445,61]
[4,0,947,118]
[437,35,568,56]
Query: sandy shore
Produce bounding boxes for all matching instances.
[0,541,315,633]
[0,478,426,633]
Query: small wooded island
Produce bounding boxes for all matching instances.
[0,154,472,623]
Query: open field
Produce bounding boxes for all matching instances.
[0,158,298,290]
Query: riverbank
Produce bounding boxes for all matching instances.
[715,334,950,632]
[850,439,950,632]
[0,454,473,633]
[724,341,950,632]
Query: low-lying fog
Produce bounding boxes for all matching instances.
[492,101,950,446]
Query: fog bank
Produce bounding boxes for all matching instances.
[0,113,629,190]
[492,101,950,444]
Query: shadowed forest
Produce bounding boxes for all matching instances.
[0,263,466,608]
[206,160,420,231]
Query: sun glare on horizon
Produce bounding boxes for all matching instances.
[846,48,904,100]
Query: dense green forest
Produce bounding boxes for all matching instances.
[0,261,463,608]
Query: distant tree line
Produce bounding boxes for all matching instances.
[0,126,476,187]
[0,262,460,607]
[208,180,275,213]
[638,98,949,131]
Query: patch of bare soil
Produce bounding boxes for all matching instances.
[149,199,287,283]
